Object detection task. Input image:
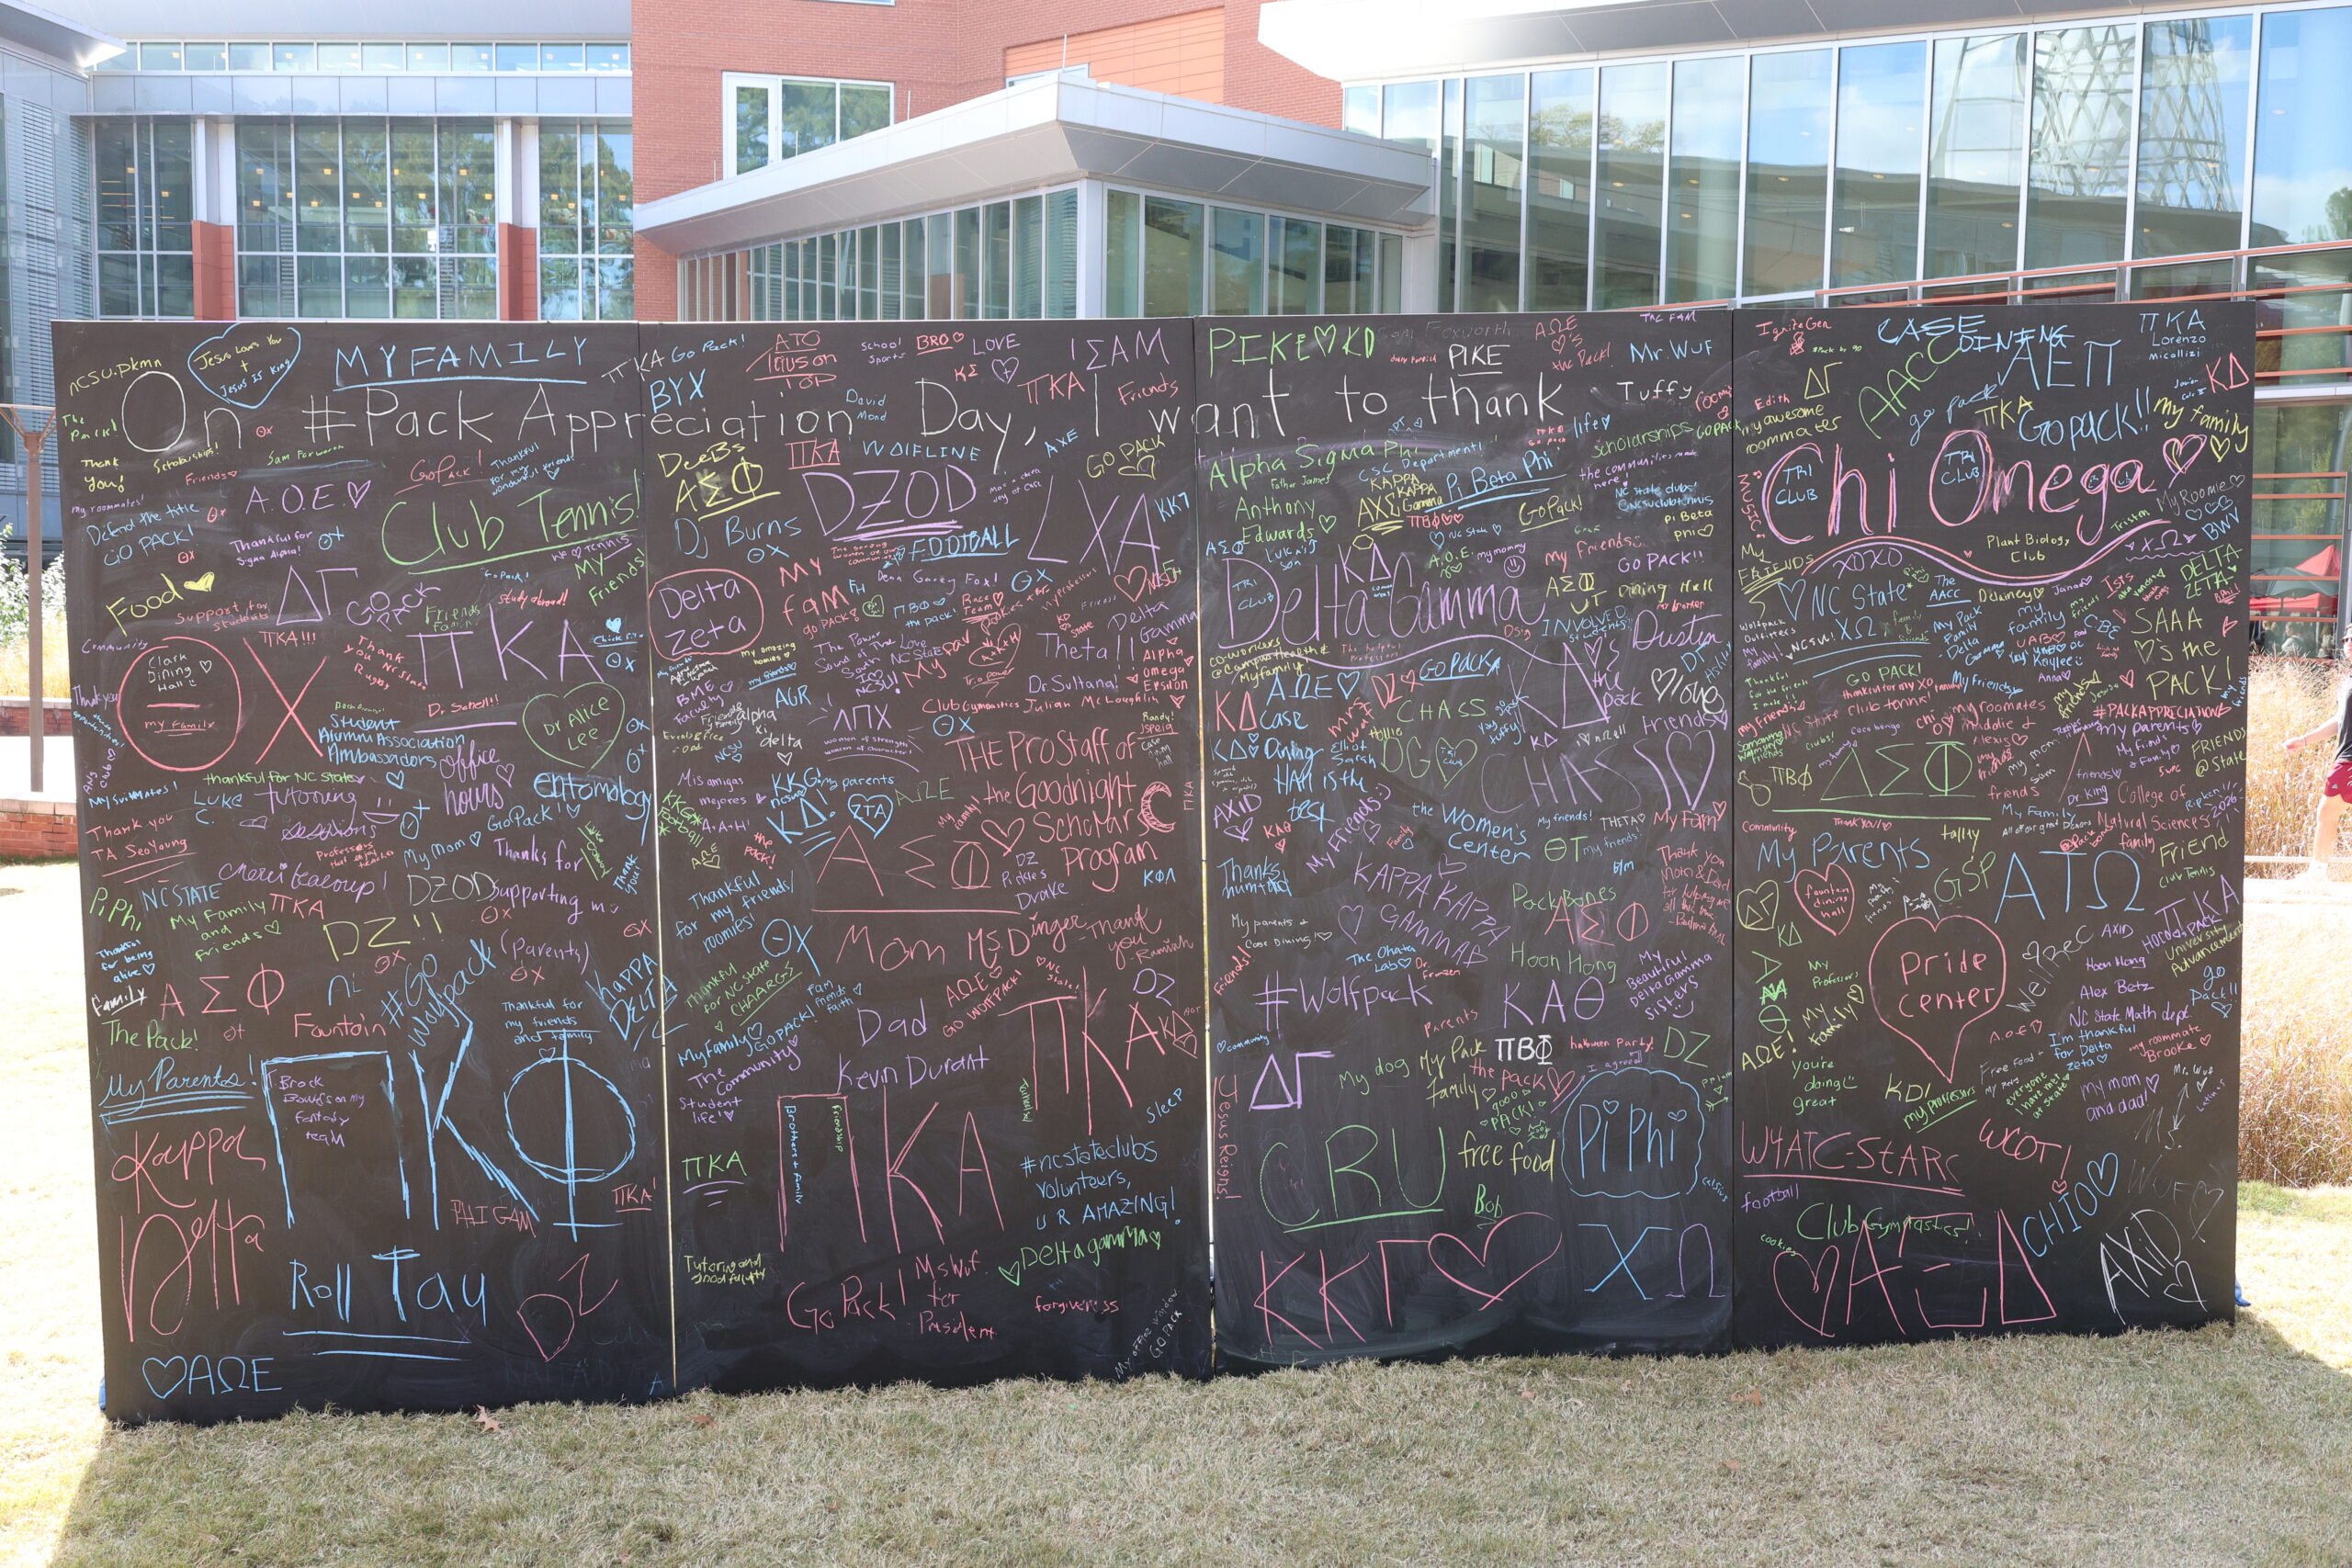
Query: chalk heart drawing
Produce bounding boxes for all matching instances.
[1426,1212,1563,1310]
[521,682,624,770]
[1868,913,2007,1083]
[1432,737,1476,785]
[186,325,301,408]
[1792,863,1856,935]
[978,816,1024,853]
[968,622,1022,674]
[1734,877,1781,933]
[1336,905,1366,941]
[1772,1246,1842,1338]
[845,793,896,839]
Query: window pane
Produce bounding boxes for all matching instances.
[956,206,980,318]
[1344,86,1378,136]
[2027,26,2135,269]
[902,219,926,318]
[588,44,629,73]
[1927,34,2027,279]
[1441,78,1461,308]
[155,255,194,318]
[439,122,496,249]
[1668,54,1742,302]
[1596,62,1667,309]
[1105,191,1139,317]
[1464,73,1525,310]
[1142,197,1203,317]
[237,121,292,254]
[1012,194,1042,317]
[842,84,892,140]
[1272,216,1319,313]
[925,212,952,318]
[1832,42,1927,288]
[984,201,1012,318]
[734,86,770,173]
[141,42,184,71]
[494,44,537,72]
[318,44,362,73]
[1327,225,1374,313]
[541,125,582,248]
[298,254,342,316]
[859,223,881,318]
[187,43,226,71]
[153,118,192,250]
[98,254,140,316]
[1044,188,1077,318]
[2253,8,2352,248]
[1745,50,1829,296]
[542,44,585,73]
[274,44,315,72]
[362,44,402,71]
[238,255,287,316]
[1528,67,1593,311]
[1211,207,1263,314]
[449,256,495,318]
[1384,81,1439,150]
[597,257,633,320]
[595,126,633,253]
[344,120,389,251]
[2136,17,2250,260]
[392,255,436,316]
[296,120,341,249]
[820,232,839,319]
[229,43,268,71]
[779,81,839,158]
[390,125,436,242]
[345,255,389,317]
[1379,232,1402,311]
[95,121,138,252]
[881,221,901,320]
[407,44,449,72]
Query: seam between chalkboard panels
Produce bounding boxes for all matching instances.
[1190,355,1217,1359]
[640,324,682,1400]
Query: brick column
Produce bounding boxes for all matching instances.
[495,118,539,321]
[191,118,236,319]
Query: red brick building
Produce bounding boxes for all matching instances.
[630,0,1343,320]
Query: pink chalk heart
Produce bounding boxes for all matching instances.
[1868,913,2007,1083]
[1792,863,1855,935]
[1772,1246,1841,1338]
[1425,1212,1563,1310]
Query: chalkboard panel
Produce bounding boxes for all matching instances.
[639,323,1212,1389]
[1729,304,2248,1346]
[60,322,672,1423]
[1199,313,1736,1365]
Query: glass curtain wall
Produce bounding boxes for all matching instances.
[745,188,1079,321]
[236,118,494,317]
[538,120,633,320]
[1924,35,2027,281]
[1462,73,1525,310]
[2253,6,2352,248]
[2136,17,2252,260]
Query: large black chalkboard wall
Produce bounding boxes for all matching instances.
[1729,304,2250,1347]
[639,322,1211,1390]
[61,323,672,1424]
[55,305,2243,1422]
[1195,313,1736,1363]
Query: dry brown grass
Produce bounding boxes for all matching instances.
[2248,655,2343,863]
[0,623,68,700]
[2242,893,2352,1186]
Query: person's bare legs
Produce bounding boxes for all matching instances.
[2304,792,2346,879]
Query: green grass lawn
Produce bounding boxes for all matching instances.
[5,855,2350,1568]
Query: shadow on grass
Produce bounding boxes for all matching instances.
[44,1312,2352,1568]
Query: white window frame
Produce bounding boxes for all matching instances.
[723,71,898,178]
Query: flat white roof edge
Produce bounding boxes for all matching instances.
[635,73,1435,255]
